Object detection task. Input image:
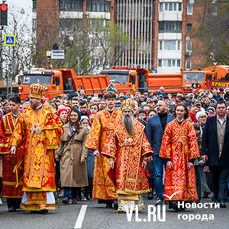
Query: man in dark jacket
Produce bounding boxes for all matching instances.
[202,101,229,208]
[146,100,174,205]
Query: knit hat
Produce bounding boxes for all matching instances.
[58,109,67,117]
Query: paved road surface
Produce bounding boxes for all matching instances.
[0,196,228,229]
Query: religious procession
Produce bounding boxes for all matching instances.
[1,79,229,222]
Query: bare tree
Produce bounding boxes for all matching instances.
[191,0,229,66]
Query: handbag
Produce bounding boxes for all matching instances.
[58,133,75,157]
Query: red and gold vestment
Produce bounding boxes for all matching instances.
[85,108,122,200]
[159,119,199,201]
[10,102,63,210]
[0,112,24,198]
[102,119,153,201]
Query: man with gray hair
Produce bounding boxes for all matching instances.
[156,87,166,97]
[102,99,153,212]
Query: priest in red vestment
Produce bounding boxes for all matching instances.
[0,96,24,212]
[159,103,200,211]
[102,99,153,212]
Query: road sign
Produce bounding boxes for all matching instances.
[4,35,16,46]
[51,50,64,59]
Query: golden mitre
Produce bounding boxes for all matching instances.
[121,99,135,112]
[29,83,45,99]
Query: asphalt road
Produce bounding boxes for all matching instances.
[0,195,228,229]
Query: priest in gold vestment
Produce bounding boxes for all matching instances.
[10,84,63,213]
[85,81,122,208]
[102,99,153,212]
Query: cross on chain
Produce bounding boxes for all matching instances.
[30,123,42,137]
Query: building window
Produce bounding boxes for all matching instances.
[164,40,176,50]
[177,60,181,67]
[172,60,176,67]
[186,60,191,70]
[186,42,192,52]
[174,3,177,11]
[32,19,36,30]
[178,3,182,11]
[105,2,110,12]
[163,59,167,67]
[169,3,172,11]
[168,59,171,67]
[159,41,162,50]
[177,41,180,50]
[60,0,83,11]
[32,0,36,12]
[165,3,168,11]
[187,5,193,15]
[87,1,110,12]
[144,7,151,17]
[159,3,163,12]
[158,59,162,67]
[187,23,192,33]
[159,21,182,32]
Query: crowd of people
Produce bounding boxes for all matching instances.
[0,83,229,214]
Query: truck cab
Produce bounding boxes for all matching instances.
[183,70,215,93]
[100,66,150,95]
[19,69,64,101]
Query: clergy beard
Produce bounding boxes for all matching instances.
[122,114,134,136]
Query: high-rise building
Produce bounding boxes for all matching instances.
[32,0,206,73]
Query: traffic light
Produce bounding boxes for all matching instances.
[0,3,7,25]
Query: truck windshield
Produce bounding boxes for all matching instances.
[109,74,128,84]
[22,75,52,85]
[183,72,205,82]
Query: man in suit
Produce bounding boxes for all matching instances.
[202,101,229,208]
[146,100,174,205]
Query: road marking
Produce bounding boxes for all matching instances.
[74,205,88,228]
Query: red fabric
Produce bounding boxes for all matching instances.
[65,104,72,109]
[58,109,67,116]
[189,111,197,123]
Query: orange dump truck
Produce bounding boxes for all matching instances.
[101,66,183,94]
[18,66,184,101]
[19,68,109,101]
[183,65,229,93]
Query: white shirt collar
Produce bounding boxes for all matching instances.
[217,114,227,125]
[36,104,42,110]
[176,117,184,123]
[11,112,19,117]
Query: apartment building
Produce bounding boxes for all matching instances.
[32,0,205,73]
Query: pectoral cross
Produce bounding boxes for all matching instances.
[124,137,133,144]
[30,123,42,137]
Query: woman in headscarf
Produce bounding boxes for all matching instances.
[55,108,88,204]
[58,108,68,124]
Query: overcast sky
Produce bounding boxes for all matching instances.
[7,0,32,9]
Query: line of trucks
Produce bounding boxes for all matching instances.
[1,65,229,101]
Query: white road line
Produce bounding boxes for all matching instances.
[74,205,88,229]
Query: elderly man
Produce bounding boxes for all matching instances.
[102,99,153,212]
[156,87,166,97]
